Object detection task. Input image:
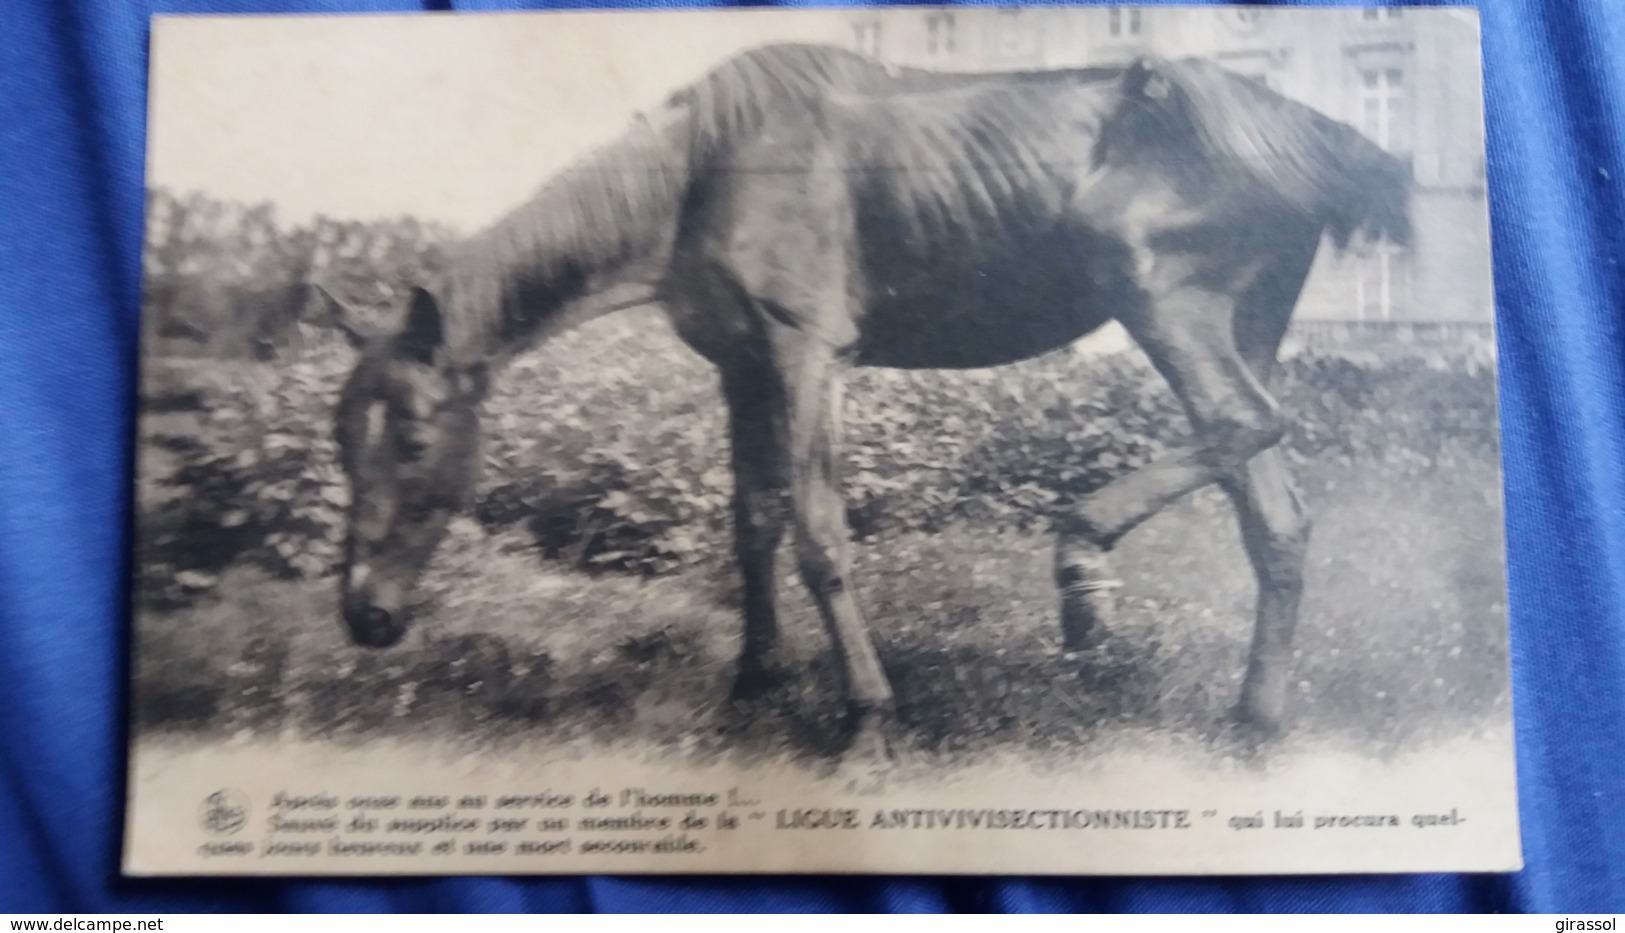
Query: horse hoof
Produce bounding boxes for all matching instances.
[729,658,783,704]
[1060,602,1110,653]
[1056,547,1121,650]
[1232,700,1284,739]
[1059,584,1117,652]
[833,708,897,793]
[836,759,891,795]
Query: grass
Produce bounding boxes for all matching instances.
[133,450,1510,772]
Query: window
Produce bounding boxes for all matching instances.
[1109,8,1143,37]
[1359,65,1407,152]
[926,12,956,55]
[996,9,1035,58]
[853,20,883,57]
[1355,240,1408,319]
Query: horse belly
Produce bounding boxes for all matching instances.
[853,243,1114,370]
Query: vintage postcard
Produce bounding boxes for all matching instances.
[126,6,1517,875]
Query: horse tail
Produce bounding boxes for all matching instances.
[1106,56,1412,249]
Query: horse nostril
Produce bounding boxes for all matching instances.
[365,606,392,631]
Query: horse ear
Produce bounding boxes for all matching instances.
[398,286,445,365]
[308,283,370,349]
[1124,57,1171,102]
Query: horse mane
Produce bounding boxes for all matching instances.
[440,113,688,358]
[1103,57,1413,248]
[443,44,916,359]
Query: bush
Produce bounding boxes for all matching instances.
[138,348,353,607]
[137,313,1499,606]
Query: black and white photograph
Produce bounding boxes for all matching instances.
[126,6,1517,876]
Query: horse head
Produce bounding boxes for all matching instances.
[323,284,489,648]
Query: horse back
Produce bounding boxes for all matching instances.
[673,77,1130,368]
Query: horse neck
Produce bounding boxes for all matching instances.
[449,120,687,364]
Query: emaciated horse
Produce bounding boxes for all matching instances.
[322,45,1411,758]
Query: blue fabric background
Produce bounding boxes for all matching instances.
[1,0,1620,913]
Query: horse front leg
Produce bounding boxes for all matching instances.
[1056,286,1292,723]
[720,363,791,703]
[773,331,894,763]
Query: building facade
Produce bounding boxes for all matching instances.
[838,7,1493,330]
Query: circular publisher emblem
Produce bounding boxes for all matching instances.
[200,790,250,836]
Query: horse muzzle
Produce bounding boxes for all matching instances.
[336,559,409,646]
[344,604,406,648]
